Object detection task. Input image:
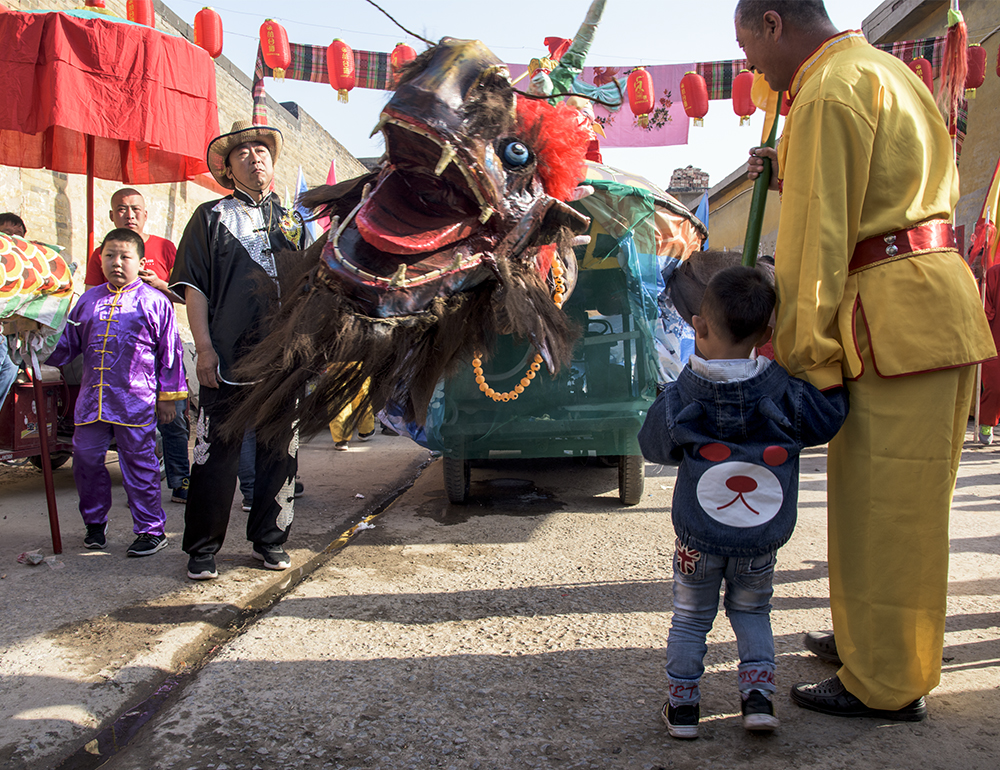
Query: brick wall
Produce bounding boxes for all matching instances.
[0,0,368,319]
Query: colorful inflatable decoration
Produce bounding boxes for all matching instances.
[0,235,75,362]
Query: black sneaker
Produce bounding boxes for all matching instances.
[84,522,108,549]
[252,543,291,570]
[126,533,168,557]
[294,478,304,498]
[187,553,218,580]
[660,701,699,739]
[241,497,253,512]
[170,477,189,504]
[742,689,779,732]
[358,429,375,441]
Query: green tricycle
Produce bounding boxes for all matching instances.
[434,163,707,505]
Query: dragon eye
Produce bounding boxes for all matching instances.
[501,141,532,167]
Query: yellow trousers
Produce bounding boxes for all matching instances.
[328,378,375,443]
[828,324,974,709]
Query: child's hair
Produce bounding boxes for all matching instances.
[700,265,775,344]
[100,228,145,261]
[0,212,26,234]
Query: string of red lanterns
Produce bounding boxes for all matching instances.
[260,19,291,80]
[328,39,356,103]
[732,69,756,126]
[908,57,934,91]
[965,43,986,97]
[626,67,654,128]
[194,7,223,59]
[680,71,708,127]
[390,43,417,85]
[126,0,154,27]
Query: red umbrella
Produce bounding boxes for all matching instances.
[0,8,219,553]
[0,8,219,256]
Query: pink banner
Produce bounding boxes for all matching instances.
[508,62,692,149]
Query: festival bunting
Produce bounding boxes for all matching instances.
[251,34,967,156]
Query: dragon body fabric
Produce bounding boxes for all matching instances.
[230,38,592,446]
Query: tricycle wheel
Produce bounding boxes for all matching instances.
[443,456,470,504]
[618,454,645,505]
[28,451,72,471]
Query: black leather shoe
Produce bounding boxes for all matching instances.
[790,676,927,722]
[804,631,842,664]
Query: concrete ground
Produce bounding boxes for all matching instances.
[0,427,998,770]
[0,428,434,769]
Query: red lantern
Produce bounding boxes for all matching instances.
[328,39,356,103]
[194,8,223,59]
[680,71,708,127]
[733,69,757,126]
[627,68,654,128]
[260,20,291,80]
[965,44,986,98]
[390,43,417,83]
[126,0,154,26]
[908,57,933,91]
[84,1,106,7]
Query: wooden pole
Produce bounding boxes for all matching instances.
[742,92,783,267]
[28,352,62,555]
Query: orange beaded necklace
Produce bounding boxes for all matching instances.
[472,258,567,402]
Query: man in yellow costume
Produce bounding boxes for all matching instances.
[737,0,995,720]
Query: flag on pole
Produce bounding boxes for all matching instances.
[969,154,1000,274]
[296,166,321,247]
[694,193,709,250]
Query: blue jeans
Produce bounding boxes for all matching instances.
[666,540,777,705]
[0,344,17,407]
[238,428,255,502]
[158,398,190,490]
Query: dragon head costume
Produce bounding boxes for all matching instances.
[229,36,593,446]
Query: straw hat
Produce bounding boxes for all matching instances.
[207,119,284,189]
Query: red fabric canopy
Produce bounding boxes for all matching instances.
[0,10,218,184]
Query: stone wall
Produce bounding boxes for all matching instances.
[0,0,368,305]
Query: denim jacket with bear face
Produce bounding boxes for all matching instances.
[638,360,848,557]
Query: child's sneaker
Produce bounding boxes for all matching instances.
[661,701,699,739]
[358,429,375,441]
[334,441,349,451]
[978,425,994,445]
[241,497,253,512]
[84,522,108,549]
[741,689,779,732]
[126,533,168,557]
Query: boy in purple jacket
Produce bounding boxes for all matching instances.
[48,229,187,556]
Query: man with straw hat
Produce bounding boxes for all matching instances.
[169,120,303,581]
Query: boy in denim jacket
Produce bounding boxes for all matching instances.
[638,266,848,739]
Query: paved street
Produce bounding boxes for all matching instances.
[1,431,998,770]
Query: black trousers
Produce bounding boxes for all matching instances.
[182,383,297,556]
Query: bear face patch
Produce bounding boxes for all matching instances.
[694,442,786,528]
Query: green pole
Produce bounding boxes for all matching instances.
[742,92,783,267]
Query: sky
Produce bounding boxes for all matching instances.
[169,0,886,190]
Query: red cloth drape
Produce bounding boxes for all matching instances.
[0,10,218,184]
